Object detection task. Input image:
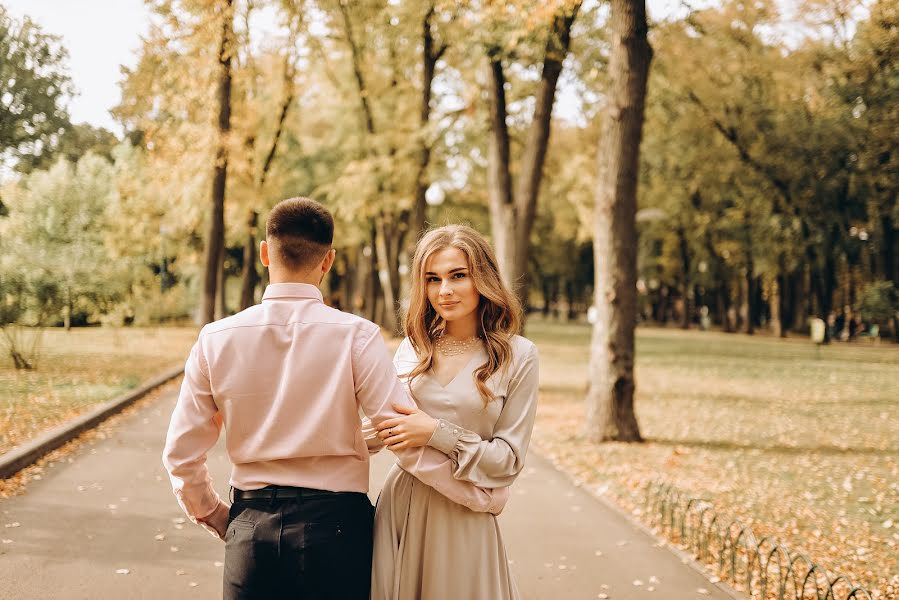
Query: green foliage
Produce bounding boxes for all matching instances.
[18,123,120,174]
[855,281,898,323]
[2,153,128,326]
[0,5,74,170]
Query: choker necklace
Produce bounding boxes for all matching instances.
[435,334,482,357]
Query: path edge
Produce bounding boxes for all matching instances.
[531,449,748,600]
[0,367,184,479]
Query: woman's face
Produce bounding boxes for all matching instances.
[424,246,480,326]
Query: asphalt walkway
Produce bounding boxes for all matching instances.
[0,388,734,600]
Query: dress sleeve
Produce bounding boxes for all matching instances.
[426,341,539,487]
[354,329,508,514]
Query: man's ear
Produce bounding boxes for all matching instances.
[321,248,336,274]
[260,240,270,267]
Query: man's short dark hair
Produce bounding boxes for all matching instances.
[266,197,334,271]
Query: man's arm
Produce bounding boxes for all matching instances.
[353,328,507,514]
[162,335,229,537]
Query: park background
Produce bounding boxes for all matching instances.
[0,0,896,598]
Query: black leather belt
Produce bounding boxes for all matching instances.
[232,486,357,502]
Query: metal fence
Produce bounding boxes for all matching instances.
[643,481,874,600]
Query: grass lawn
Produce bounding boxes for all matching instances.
[526,317,898,597]
[0,327,199,455]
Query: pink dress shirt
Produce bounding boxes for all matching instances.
[162,283,506,523]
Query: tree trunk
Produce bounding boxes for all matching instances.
[374,214,403,334]
[366,226,379,323]
[678,226,690,329]
[201,0,234,325]
[63,285,72,331]
[410,6,446,246]
[743,209,754,334]
[216,252,227,320]
[882,213,897,287]
[239,209,259,310]
[486,4,579,310]
[584,0,650,444]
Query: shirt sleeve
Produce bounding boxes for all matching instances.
[161,332,223,523]
[426,341,539,488]
[360,414,385,455]
[353,329,508,514]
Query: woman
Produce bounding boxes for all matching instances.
[370,225,539,600]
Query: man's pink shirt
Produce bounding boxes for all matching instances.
[162,283,506,522]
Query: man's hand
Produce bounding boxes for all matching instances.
[376,404,438,450]
[197,500,231,541]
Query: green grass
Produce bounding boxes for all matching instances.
[526,318,899,594]
[0,327,198,455]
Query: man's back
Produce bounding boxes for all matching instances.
[168,283,382,498]
[203,284,375,481]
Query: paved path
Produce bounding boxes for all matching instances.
[0,389,734,600]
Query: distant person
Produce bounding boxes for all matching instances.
[162,198,506,600]
[371,225,539,599]
[835,310,846,341]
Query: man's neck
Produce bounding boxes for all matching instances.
[269,277,319,287]
[268,272,321,287]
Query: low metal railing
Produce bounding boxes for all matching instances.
[643,481,874,600]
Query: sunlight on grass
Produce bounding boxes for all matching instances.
[0,327,198,455]
[527,318,899,595]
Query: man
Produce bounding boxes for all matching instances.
[163,197,506,599]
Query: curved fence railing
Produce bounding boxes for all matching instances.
[643,481,874,600]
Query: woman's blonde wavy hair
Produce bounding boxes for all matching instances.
[403,225,522,405]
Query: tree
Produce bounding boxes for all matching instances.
[483,0,581,309]
[0,6,73,170]
[17,123,119,174]
[584,0,651,443]
[201,0,235,324]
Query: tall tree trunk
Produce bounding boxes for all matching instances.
[216,252,227,319]
[201,0,234,325]
[486,56,517,289]
[743,209,755,334]
[486,4,580,310]
[239,209,259,310]
[677,226,690,329]
[584,0,650,444]
[63,285,72,331]
[721,278,735,332]
[410,5,447,245]
[374,214,403,334]
[366,226,380,323]
[882,213,897,287]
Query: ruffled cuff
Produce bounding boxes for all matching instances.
[426,418,464,456]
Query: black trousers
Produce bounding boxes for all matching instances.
[223,487,374,600]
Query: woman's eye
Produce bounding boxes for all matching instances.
[426,276,440,283]
[453,272,466,279]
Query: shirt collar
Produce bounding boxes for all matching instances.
[262,283,324,302]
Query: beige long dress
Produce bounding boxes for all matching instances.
[371,335,539,600]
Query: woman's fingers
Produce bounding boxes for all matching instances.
[379,427,404,440]
[376,417,403,431]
